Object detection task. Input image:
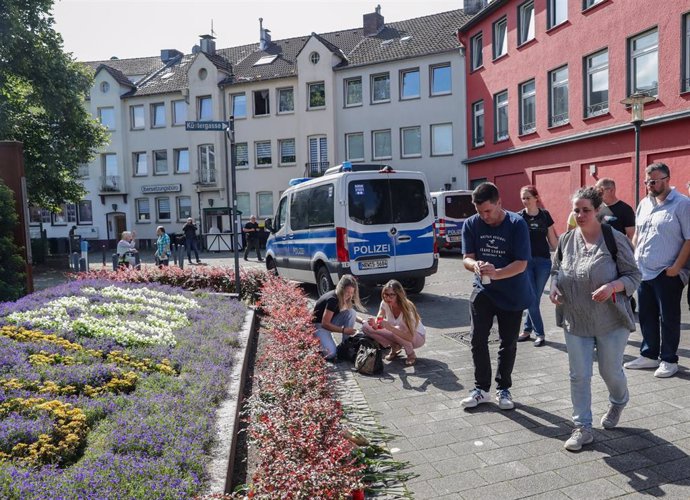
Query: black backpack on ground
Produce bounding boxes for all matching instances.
[354,338,384,375]
[337,333,367,362]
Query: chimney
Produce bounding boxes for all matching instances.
[199,34,216,55]
[160,49,182,63]
[363,5,384,37]
[259,18,272,51]
[464,0,489,16]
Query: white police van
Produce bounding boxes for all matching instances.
[265,163,438,296]
[430,189,474,251]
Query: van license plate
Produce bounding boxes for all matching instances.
[448,235,461,242]
[358,259,388,270]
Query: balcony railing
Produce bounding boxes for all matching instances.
[519,121,536,135]
[550,112,569,127]
[100,175,121,192]
[585,101,608,118]
[305,161,330,177]
[197,168,217,185]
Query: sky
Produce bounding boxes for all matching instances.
[52,0,464,62]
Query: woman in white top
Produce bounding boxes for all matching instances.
[362,279,426,366]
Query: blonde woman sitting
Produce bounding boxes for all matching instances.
[362,280,426,366]
[312,275,367,361]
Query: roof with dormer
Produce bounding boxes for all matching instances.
[82,9,470,97]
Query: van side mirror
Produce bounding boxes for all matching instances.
[264,218,274,233]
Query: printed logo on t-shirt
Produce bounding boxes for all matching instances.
[479,234,507,257]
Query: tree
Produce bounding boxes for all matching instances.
[0,0,108,209]
[0,179,27,301]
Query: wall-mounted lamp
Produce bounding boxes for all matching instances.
[112,203,118,212]
[208,199,214,207]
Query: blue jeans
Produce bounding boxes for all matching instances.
[185,237,200,262]
[523,257,551,337]
[638,272,685,364]
[565,328,629,429]
[315,309,356,359]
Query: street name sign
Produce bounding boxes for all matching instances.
[185,121,229,131]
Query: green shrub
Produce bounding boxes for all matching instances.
[0,180,27,301]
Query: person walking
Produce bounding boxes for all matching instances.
[243,215,263,261]
[154,226,171,267]
[624,163,690,378]
[594,178,635,241]
[460,182,533,411]
[182,217,201,264]
[550,187,641,451]
[517,185,558,347]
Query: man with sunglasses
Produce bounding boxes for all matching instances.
[624,163,690,378]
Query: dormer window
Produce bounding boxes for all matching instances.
[309,52,320,64]
[254,55,278,66]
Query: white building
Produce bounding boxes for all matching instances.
[34,7,471,248]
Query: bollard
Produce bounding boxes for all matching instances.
[112,254,119,271]
[177,246,184,269]
[102,245,107,266]
[79,258,87,272]
[134,252,141,270]
[71,253,80,272]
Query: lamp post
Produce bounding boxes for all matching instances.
[620,92,656,206]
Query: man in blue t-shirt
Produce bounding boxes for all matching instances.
[460,182,533,411]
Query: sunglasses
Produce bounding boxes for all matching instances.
[644,176,668,186]
[382,292,397,298]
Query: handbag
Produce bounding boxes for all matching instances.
[354,338,383,375]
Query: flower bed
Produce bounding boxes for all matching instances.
[244,276,363,498]
[0,279,246,499]
[75,266,268,304]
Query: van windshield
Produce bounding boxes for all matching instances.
[445,194,475,219]
[348,178,428,225]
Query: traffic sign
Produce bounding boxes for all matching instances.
[185,121,229,131]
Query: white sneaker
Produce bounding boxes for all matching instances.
[496,389,515,410]
[623,356,659,370]
[564,427,594,451]
[461,388,490,408]
[654,361,678,378]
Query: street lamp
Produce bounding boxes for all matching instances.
[620,92,656,206]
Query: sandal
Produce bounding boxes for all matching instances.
[385,344,402,361]
[405,355,417,366]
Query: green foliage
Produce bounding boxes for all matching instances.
[0,0,108,209]
[0,180,27,301]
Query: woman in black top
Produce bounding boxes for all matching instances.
[312,274,366,360]
[518,185,558,346]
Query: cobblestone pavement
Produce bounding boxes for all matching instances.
[36,250,690,498]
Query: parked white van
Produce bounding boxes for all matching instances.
[430,189,474,251]
[265,164,438,296]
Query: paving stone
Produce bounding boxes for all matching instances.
[475,460,533,482]
[556,459,617,485]
[458,480,523,499]
[604,466,666,494]
[418,445,458,463]
[650,456,690,481]
[431,453,486,475]
[507,470,572,496]
[475,444,530,465]
[429,470,488,496]
[560,477,628,499]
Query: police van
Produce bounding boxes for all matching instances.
[264,163,438,296]
[430,189,474,251]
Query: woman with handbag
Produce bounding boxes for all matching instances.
[550,187,641,451]
[362,280,426,366]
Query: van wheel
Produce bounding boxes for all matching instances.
[316,266,334,296]
[265,258,278,276]
[403,277,425,295]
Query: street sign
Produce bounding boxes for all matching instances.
[185,121,229,131]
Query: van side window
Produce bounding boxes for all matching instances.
[445,194,474,219]
[275,196,288,232]
[290,190,309,230]
[308,184,334,227]
[390,179,428,223]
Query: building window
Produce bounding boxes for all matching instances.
[135,198,150,222]
[308,136,328,172]
[494,90,509,141]
[257,192,274,219]
[585,49,609,116]
[549,65,569,126]
[156,197,171,221]
[401,126,421,158]
[232,93,247,118]
[493,17,508,59]
[255,141,272,166]
[371,73,390,103]
[472,100,485,147]
[548,0,568,29]
[519,79,536,134]
[153,150,168,175]
[471,33,483,71]
[680,14,690,92]
[233,143,249,168]
[52,203,76,225]
[346,133,364,161]
[198,96,212,120]
[518,1,535,45]
[253,90,270,116]
[400,69,420,100]
[174,148,189,174]
[344,77,362,106]
[172,100,187,125]
[309,51,320,64]
[198,145,215,183]
[100,81,110,93]
[308,82,326,109]
[430,64,451,95]
[278,88,294,113]
[78,163,90,178]
[279,139,296,165]
[372,130,392,160]
[237,193,250,219]
[29,207,51,224]
[133,152,147,176]
[102,153,119,191]
[177,196,192,220]
[582,0,604,10]
[130,105,144,129]
[78,200,93,224]
[629,28,658,96]
[98,107,115,130]
[151,103,165,127]
[431,123,453,156]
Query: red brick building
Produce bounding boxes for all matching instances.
[458,0,690,228]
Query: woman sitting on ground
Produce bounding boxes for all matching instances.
[362,280,426,366]
[312,274,367,361]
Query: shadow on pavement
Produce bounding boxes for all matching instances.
[383,357,464,393]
